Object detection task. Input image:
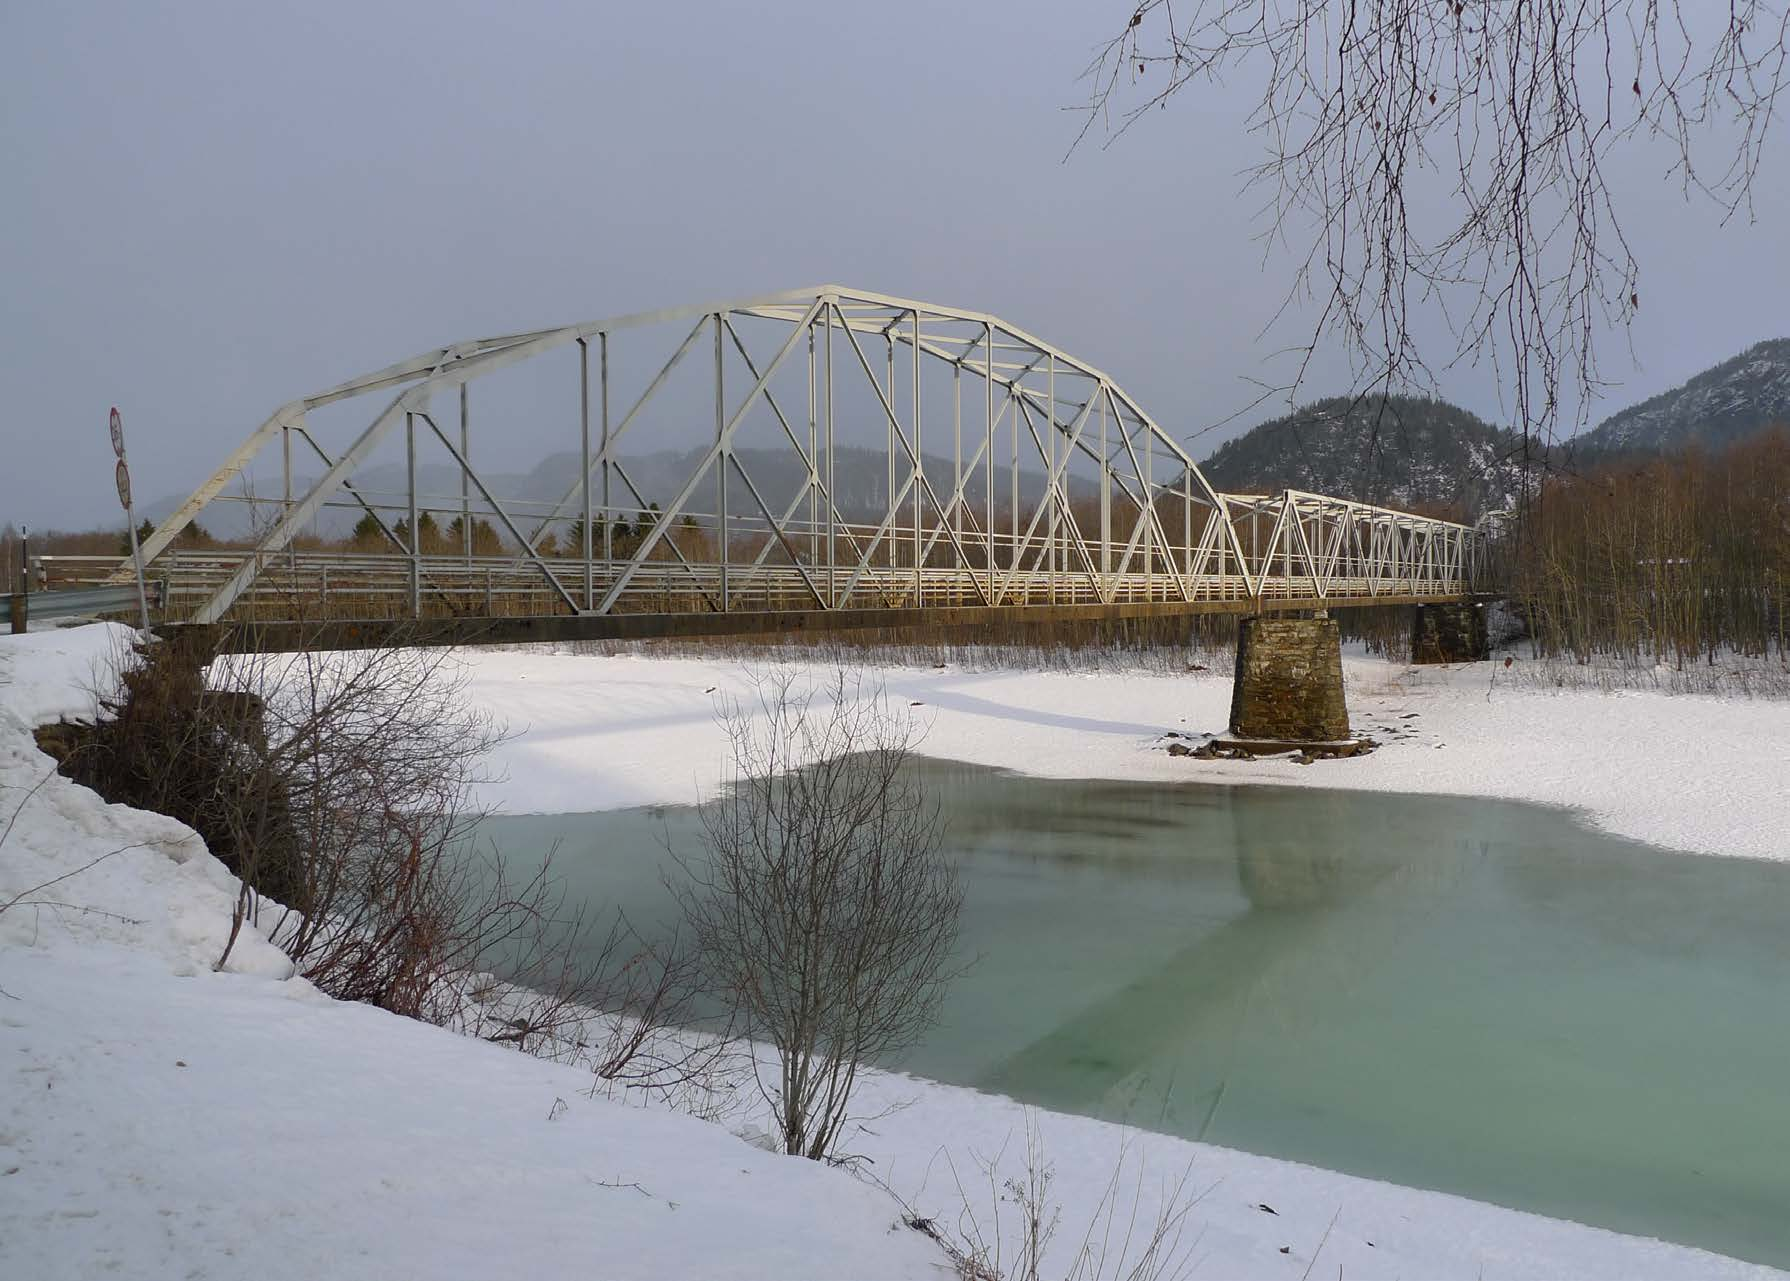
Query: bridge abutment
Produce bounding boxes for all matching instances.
[1228,614,1350,742]
[1411,601,1488,664]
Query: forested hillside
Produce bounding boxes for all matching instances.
[1571,338,1790,458]
[1200,395,1528,515]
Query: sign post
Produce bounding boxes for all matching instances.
[6,524,24,635]
[111,408,152,630]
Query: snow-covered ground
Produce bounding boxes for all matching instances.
[472,643,1790,862]
[4,623,1788,1280]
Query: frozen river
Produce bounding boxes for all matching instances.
[479,763,1790,1270]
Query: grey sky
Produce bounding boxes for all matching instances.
[4,1,1787,531]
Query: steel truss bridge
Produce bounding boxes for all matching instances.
[120,286,1482,646]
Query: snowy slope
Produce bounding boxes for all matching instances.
[4,625,1788,1280]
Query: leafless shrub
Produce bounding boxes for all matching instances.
[901,1119,1206,1281]
[674,668,964,1159]
[467,906,727,1102]
[211,638,716,1068]
[1502,651,1790,699]
[179,635,507,995]
[36,628,710,1087]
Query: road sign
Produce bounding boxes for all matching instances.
[107,408,151,631]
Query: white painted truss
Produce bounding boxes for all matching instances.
[131,285,1481,624]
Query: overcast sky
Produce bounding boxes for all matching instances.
[5,1,1788,531]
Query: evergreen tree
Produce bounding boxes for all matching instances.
[446,514,503,555]
[415,511,442,553]
[350,512,385,548]
[563,515,609,556]
[120,520,154,555]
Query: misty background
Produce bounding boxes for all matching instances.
[4,0,1788,532]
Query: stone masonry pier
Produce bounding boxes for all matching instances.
[1228,615,1350,742]
[1411,601,1489,664]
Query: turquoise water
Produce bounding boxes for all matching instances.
[479,765,1790,1269]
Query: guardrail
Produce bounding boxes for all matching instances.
[8,581,166,632]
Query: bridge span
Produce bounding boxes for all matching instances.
[115,285,1481,645]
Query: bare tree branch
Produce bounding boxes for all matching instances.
[1077,2,1790,450]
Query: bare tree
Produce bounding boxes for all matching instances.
[210,638,504,985]
[676,669,964,1160]
[1079,3,1789,449]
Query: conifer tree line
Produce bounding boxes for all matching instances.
[1511,429,1790,666]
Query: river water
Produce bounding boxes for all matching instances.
[478,762,1790,1269]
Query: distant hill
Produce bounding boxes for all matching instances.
[1199,395,1529,515]
[1570,338,1790,458]
[142,445,1076,541]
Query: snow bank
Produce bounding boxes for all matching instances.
[0,626,937,1281]
[4,624,1786,1280]
[464,647,1790,861]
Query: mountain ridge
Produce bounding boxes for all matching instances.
[1569,337,1790,458]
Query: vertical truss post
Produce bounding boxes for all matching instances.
[714,313,728,610]
[885,334,896,581]
[579,337,593,610]
[825,303,836,607]
[1010,385,1019,586]
[952,359,962,604]
[1183,471,1192,585]
[807,322,818,570]
[459,384,471,562]
[405,411,420,619]
[984,322,994,603]
[911,309,922,605]
[281,423,294,583]
[1047,353,1058,605]
[1251,506,1260,592]
[1144,417,1154,599]
[600,332,612,567]
[1100,392,1111,582]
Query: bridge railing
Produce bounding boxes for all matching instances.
[54,501,1474,626]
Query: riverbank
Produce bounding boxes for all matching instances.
[469,643,1790,862]
[4,623,1786,1279]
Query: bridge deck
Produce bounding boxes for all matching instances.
[167,591,1473,654]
